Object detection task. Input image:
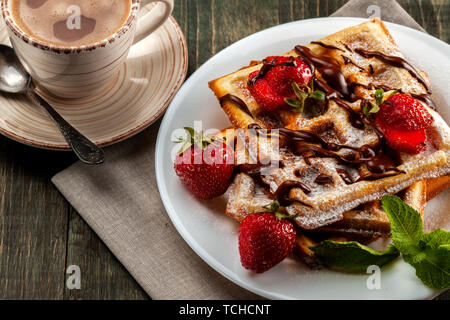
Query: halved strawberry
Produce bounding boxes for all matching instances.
[375,94,433,154]
[376,93,433,131]
[247,56,312,111]
[378,123,427,154]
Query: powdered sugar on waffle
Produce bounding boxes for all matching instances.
[210,19,450,230]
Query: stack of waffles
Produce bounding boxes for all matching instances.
[208,18,450,265]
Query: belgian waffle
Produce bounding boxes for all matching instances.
[209,18,450,229]
[225,172,450,267]
[226,172,426,238]
[217,127,425,239]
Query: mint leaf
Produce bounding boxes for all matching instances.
[407,229,450,289]
[382,196,450,289]
[374,89,384,106]
[421,229,450,249]
[292,82,310,98]
[311,241,399,272]
[310,90,326,101]
[362,103,370,118]
[284,97,301,108]
[403,245,450,289]
[369,104,380,114]
[381,195,423,256]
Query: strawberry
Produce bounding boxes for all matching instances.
[174,128,234,200]
[238,202,297,273]
[375,93,433,154]
[247,56,313,111]
[381,126,427,154]
[376,93,433,131]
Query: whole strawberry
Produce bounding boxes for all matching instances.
[375,93,434,154]
[248,56,313,111]
[174,128,234,200]
[238,202,297,273]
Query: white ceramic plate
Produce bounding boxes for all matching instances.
[156,17,450,300]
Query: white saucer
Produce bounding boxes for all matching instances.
[0,13,188,150]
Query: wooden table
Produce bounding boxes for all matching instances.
[0,0,448,300]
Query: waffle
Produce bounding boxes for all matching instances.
[226,172,426,237]
[426,175,450,201]
[209,18,450,229]
[294,177,448,267]
[225,172,450,268]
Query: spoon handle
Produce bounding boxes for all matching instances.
[26,90,105,165]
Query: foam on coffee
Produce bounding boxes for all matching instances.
[11,0,132,46]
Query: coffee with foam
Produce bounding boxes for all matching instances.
[11,0,132,46]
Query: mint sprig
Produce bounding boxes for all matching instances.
[285,82,325,113]
[310,195,450,289]
[362,89,384,119]
[382,195,450,289]
[374,89,384,107]
[363,89,400,119]
[311,241,399,272]
[381,195,423,256]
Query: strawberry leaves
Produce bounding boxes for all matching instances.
[175,127,218,155]
[362,89,384,119]
[363,89,400,119]
[261,201,298,221]
[285,82,325,113]
[374,89,384,108]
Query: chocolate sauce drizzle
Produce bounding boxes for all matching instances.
[219,94,253,116]
[311,41,345,52]
[412,94,437,111]
[294,45,368,128]
[247,57,297,86]
[351,83,437,111]
[224,42,436,204]
[295,45,355,101]
[315,174,334,185]
[248,123,405,183]
[354,48,432,94]
[274,180,312,207]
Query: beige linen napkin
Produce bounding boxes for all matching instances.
[52,0,429,299]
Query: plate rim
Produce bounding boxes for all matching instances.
[156,17,449,300]
[0,15,188,151]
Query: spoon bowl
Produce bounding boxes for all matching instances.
[0,44,30,93]
[0,44,104,165]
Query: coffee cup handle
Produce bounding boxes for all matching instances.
[132,0,174,44]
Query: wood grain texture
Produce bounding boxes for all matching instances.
[0,0,448,300]
[0,135,75,299]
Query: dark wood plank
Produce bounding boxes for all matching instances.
[1,0,447,300]
[0,136,75,299]
[398,0,449,42]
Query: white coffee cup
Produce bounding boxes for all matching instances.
[1,0,174,98]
